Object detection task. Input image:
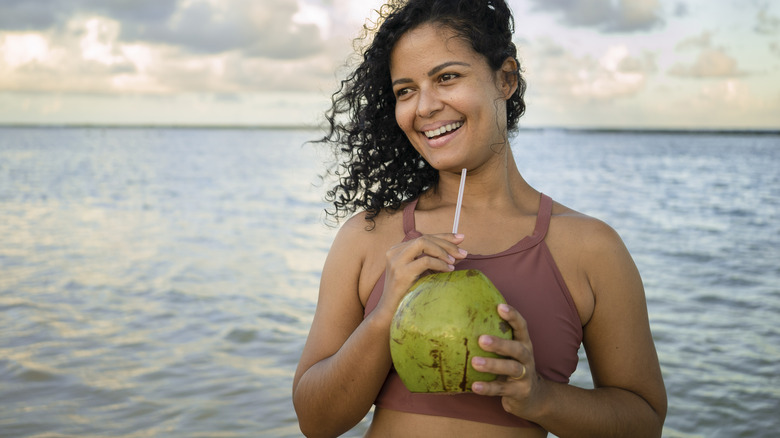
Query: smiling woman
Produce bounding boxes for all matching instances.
[314,0,526,225]
[390,24,518,172]
[293,1,666,437]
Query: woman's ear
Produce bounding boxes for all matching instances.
[498,57,519,99]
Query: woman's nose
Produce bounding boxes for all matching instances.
[416,88,443,118]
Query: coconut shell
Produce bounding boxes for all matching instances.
[389,269,512,393]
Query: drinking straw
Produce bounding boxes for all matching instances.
[452,168,467,234]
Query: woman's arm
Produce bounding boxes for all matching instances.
[292,215,467,437]
[292,216,391,437]
[472,220,667,437]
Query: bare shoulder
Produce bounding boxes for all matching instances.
[329,207,408,304]
[548,200,628,258]
[549,199,646,321]
[544,200,638,325]
[360,207,408,298]
[331,211,373,252]
[331,207,406,254]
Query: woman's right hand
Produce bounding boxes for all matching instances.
[376,233,468,317]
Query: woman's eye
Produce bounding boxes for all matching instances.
[440,73,458,82]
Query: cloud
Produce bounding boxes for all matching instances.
[121,0,324,59]
[2,0,777,129]
[680,79,779,126]
[0,19,153,94]
[528,0,664,32]
[0,0,72,31]
[0,8,340,96]
[571,46,655,99]
[0,0,342,96]
[755,7,780,35]
[523,38,655,103]
[770,41,780,57]
[0,0,179,31]
[669,48,740,78]
[672,2,688,18]
[675,31,712,51]
[0,0,326,60]
[670,32,743,78]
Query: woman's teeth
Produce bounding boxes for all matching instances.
[424,122,463,139]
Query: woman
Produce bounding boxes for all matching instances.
[292,0,667,436]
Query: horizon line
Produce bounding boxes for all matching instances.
[0,122,778,136]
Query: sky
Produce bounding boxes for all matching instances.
[0,0,779,130]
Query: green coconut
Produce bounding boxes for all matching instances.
[389,269,512,393]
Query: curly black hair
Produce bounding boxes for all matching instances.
[318,0,527,227]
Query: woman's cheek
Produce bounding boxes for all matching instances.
[395,103,415,135]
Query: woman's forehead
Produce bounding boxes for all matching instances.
[389,24,478,72]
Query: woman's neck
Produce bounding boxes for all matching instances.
[425,146,537,212]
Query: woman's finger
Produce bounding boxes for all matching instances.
[470,304,536,396]
[388,234,466,270]
[381,233,468,305]
[471,354,529,382]
[411,233,468,262]
[473,306,533,364]
[497,303,532,346]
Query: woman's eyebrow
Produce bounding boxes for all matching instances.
[427,61,470,77]
[392,61,471,87]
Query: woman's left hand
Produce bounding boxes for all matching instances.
[470,303,547,418]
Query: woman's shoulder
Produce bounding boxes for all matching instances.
[548,199,627,255]
[322,208,405,290]
[331,205,411,303]
[546,199,638,325]
[332,204,409,249]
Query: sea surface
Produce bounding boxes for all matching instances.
[0,127,778,437]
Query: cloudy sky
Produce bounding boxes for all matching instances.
[1,0,778,129]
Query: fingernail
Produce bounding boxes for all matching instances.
[454,233,465,239]
[472,357,486,366]
[448,264,455,271]
[479,335,492,345]
[498,304,510,313]
[472,382,484,392]
[447,255,456,263]
[458,248,468,257]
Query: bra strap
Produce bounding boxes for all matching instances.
[533,194,553,240]
[403,199,419,236]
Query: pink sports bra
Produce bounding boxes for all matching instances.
[363,193,583,428]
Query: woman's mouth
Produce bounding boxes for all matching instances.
[423,121,463,140]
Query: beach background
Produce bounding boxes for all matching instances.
[1,126,779,437]
[2,0,780,437]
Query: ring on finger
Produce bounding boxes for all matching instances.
[507,364,527,381]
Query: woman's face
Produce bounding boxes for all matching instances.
[390,23,515,173]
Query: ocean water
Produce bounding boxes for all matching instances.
[0,127,778,437]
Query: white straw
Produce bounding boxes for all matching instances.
[452,168,467,234]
